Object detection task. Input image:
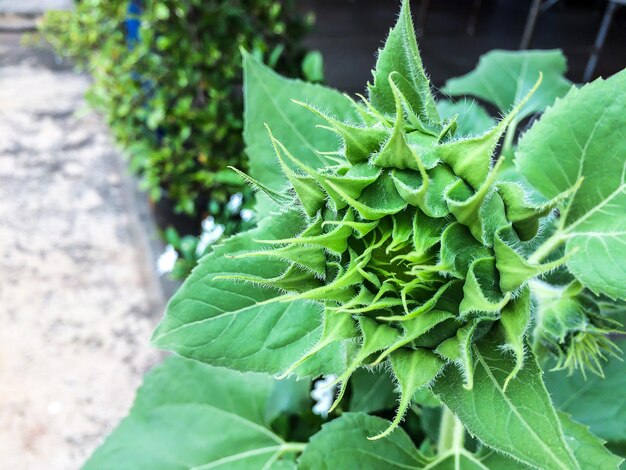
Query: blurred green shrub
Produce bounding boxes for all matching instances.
[40,0,317,215]
[38,2,123,65]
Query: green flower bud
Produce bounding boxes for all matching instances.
[228,2,581,437]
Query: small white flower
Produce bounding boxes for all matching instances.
[196,223,225,256]
[240,208,254,222]
[157,244,178,275]
[227,192,243,212]
[201,215,216,233]
[311,374,337,417]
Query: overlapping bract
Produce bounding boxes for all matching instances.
[230,0,577,438]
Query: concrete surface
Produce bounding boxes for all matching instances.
[0,29,165,469]
[0,0,71,15]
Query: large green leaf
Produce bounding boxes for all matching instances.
[432,337,580,470]
[298,413,427,469]
[84,356,305,469]
[558,412,624,469]
[479,450,530,469]
[426,452,491,469]
[436,98,496,137]
[516,69,626,299]
[152,210,345,376]
[243,52,358,191]
[478,413,623,469]
[444,50,572,121]
[545,347,626,442]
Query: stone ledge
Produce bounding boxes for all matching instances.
[0,0,72,15]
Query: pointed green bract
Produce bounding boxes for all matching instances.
[278,310,358,379]
[438,71,540,192]
[455,320,481,390]
[258,209,354,255]
[389,168,427,208]
[494,228,566,292]
[372,72,436,171]
[269,128,326,216]
[152,210,345,377]
[445,158,505,243]
[229,165,292,206]
[374,310,454,364]
[437,117,507,190]
[459,257,509,316]
[439,222,491,278]
[243,52,358,192]
[369,0,438,123]
[420,165,457,217]
[329,317,400,411]
[329,172,408,219]
[498,286,531,390]
[232,242,326,278]
[369,348,444,439]
[497,181,576,241]
[297,100,389,165]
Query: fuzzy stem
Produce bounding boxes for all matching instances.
[438,407,465,454]
[528,231,566,264]
[500,120,518,158]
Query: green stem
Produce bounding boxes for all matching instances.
[279,442,307,454]
[438,407,465,454]
[500,120,518,158]
[452,415,465,452]
[528,231,566,264]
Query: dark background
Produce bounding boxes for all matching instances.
[300,0,626,94]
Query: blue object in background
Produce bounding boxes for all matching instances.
[124,0,148,88]
[125,0,142,48]
[124,1,164,144]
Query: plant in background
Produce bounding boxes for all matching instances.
[41,0,321,280]
[42,0,317,214]
[85,1,625,468]
[158,191,256,279]
[37,0,125,66]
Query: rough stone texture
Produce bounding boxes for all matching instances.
[0,0,72,14]
[0,35,164,469]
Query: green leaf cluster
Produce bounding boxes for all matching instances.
[151,0,624,465]
[86,0,626,468]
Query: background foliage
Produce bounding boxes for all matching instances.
[41,0,321,278]
[42,0,315,215]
